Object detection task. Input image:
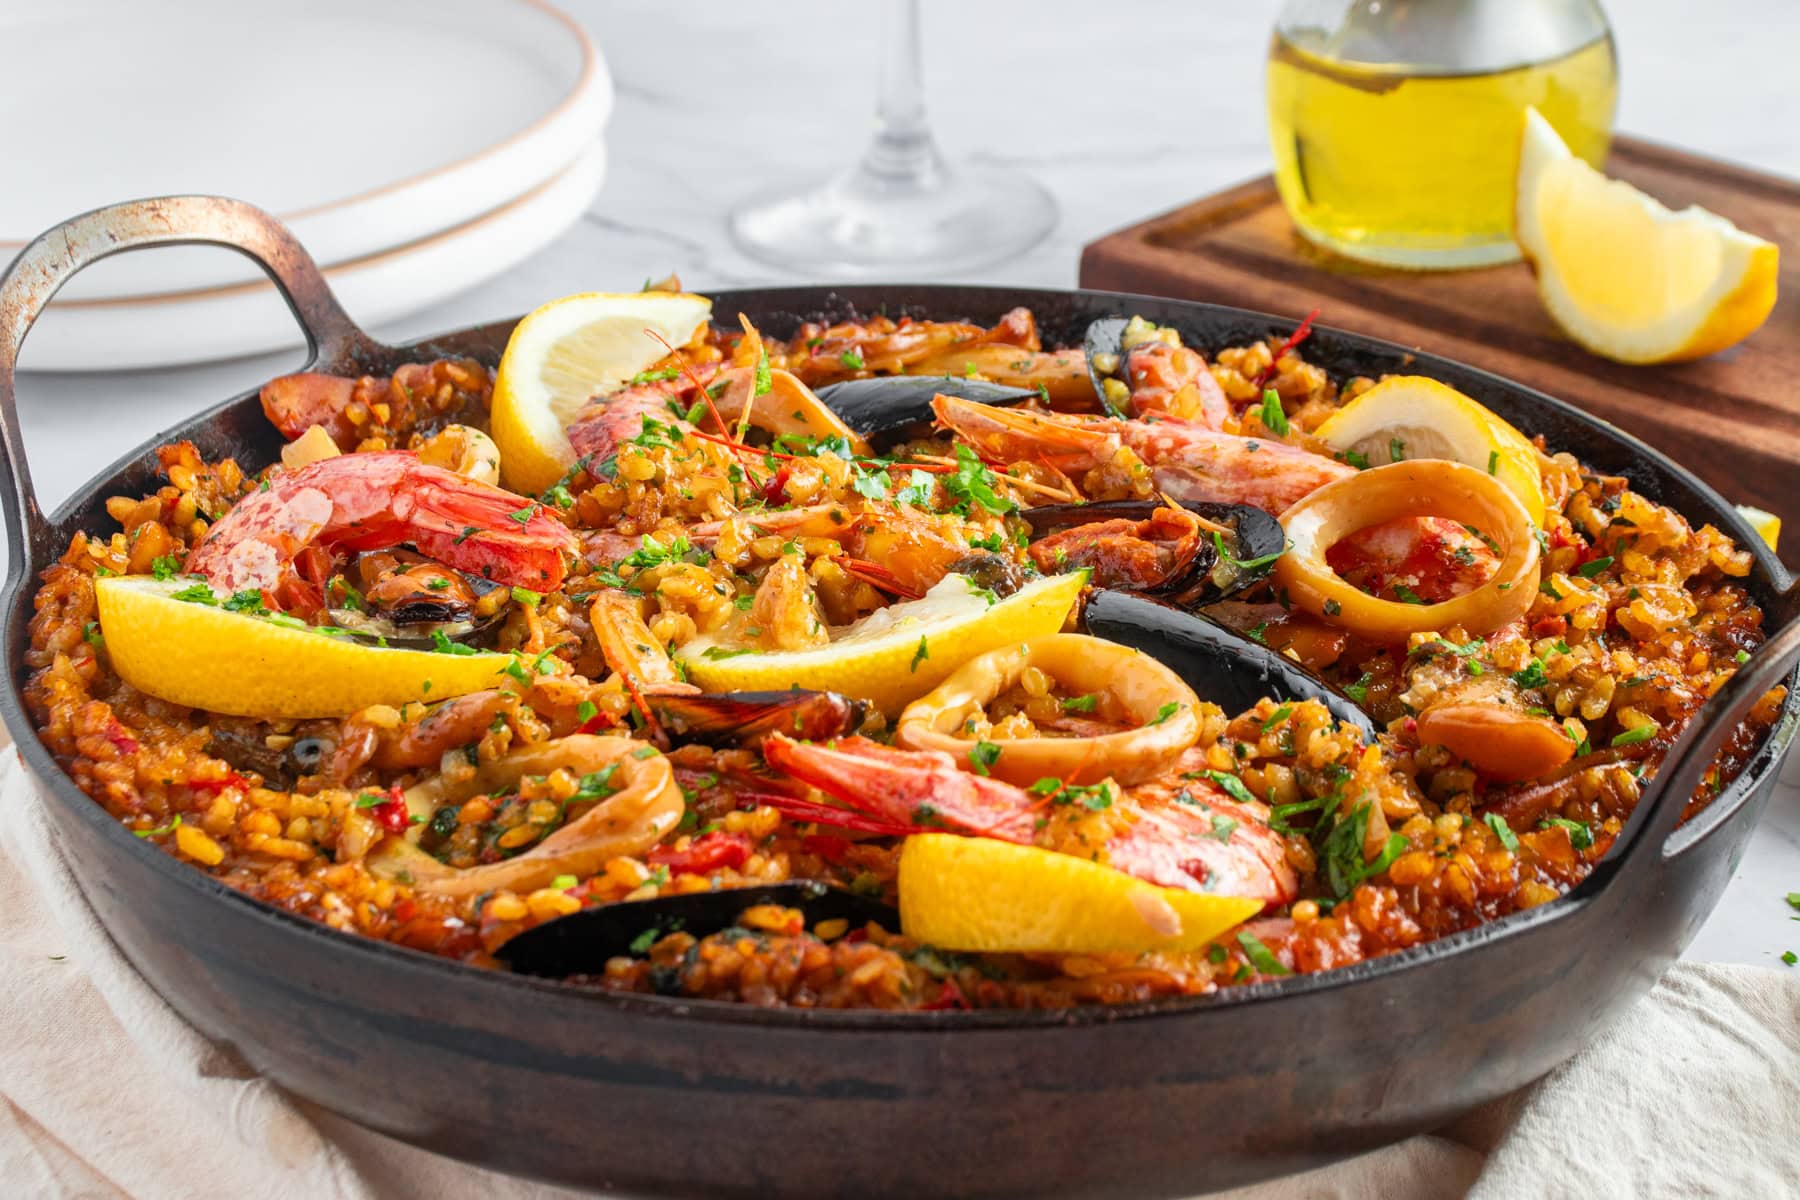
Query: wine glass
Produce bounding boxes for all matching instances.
[728,0,1057,277]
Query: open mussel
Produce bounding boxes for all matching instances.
[648,689,867,747]
[1083,316,1132,415]
[1082,590,1376,738]
[1023,499,1286,609]
[816,376,1036,445]
[496,880,901,980]
[328,551,508,649]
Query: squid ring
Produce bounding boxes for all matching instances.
[894,633,1201,786]
[366,735,683,898]
[1273,460,1540,641]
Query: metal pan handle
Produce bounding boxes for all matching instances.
[0,195,382,591]
[1602,606,1800,889]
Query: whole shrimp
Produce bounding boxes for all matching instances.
[932,394,1349,513]
[760,734,1297,906]
[185,450,578,613]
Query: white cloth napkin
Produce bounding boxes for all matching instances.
[2,747,1796,1200]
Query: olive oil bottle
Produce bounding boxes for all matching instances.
[1267,1,1618,270]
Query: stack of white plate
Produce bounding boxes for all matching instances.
[5,0,610,370]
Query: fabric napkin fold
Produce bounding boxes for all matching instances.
[2,748,1795,1199]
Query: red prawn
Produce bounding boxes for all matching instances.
[185,450,578,615]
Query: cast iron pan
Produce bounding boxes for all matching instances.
[1,198,1796,1199]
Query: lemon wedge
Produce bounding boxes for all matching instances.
[490,291,714,496]
[95,576,516,719]
[1312,376,1546,525]
[1515,107,1778,364]
[677,571,1085,715]
[898,833,1263,954]
[1736,505,1781,552]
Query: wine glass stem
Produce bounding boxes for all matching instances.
[860,0,946,188]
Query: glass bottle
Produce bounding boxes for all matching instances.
[1267,0,1618,270]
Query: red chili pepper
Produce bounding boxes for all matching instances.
[757,464,793,506]
[920,976,971,1010]
[103,719,141,757]
[575,713,613,735]
[369,785,411,835]
[391,898,417,923]
[801,833,853,864]
[1252,307,1321,391]
[648,830,752,877]
[189,771,253,795]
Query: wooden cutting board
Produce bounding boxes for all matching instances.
[1078,137,1799,545]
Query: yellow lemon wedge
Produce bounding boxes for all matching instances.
[1312,375,1546,525]
[490,291,714,496]
[898,833,1263,954]
[1515,107,1778,364]
[676,571,1086,715]
[1736,505,1781,552]
[95,576,517,719]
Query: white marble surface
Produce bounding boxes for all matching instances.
[7,0,1797,966]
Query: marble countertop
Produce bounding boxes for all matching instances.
[8,0,1796,966]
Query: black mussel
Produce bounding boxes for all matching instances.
[1082,591,1376,737]
[496,881,901,980]
[816,376,1036,444]
[206,726,336,789]
[945,551,1027,598]
[329,559,507,649]
[1023,499,1286,608]
[649,689,867,747]
[1083,317,1132,415]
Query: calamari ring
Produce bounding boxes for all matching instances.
[894,633,1201,786]
[366,734,682,898]
[1273,460,1540,641]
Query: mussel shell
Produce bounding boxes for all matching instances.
[1022,500,1285,608]
[649,689,867,746]
[1083,317,1130,413]
[816,376,1036,443]
[496,881,900,980]
[330,566,506,650]
[1082,590,1376,738]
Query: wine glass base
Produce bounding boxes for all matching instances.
[729,165,1057,278]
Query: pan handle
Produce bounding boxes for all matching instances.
[1601,608,1800,888]
[0,195,382,588]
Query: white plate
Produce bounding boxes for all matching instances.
[3,0,609,300]
[18,144,606,372]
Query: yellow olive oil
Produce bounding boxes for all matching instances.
[1266,32,1618,269]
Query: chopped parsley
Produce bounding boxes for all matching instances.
[1389,437,1406,462]
[1344,449,1370,471]
[576,700,598,723]
[944,443,1014,515]
[1487,450,1499,475]
[1323,598,1341,616]
[1540,817,1594,850]
[839,349,865,371]
[1577,556,1614,578]
[1061,694,1097,713]
[1210,530,1288,572]
[754,346,773,397]
[1208,814,1238,842]
[1344,672,1372,704]
[1610,723,1658,748]
[82,621,103,647]
[1235,931,1291,976]
[1258,389,1289,436]
[1484,812,1520,852]
[1203,770,1255,805]
[1392,584,1426,605]
[430,630,479,656]
[910,636,929,673]
[508,505,538,525]
[1149,702,1183,725]
[1512,659,1549,689]
[170,583,218,605]
[132,815,182,838]
[151,554,182,580]
[968,741,1002,776]
[1260,703,1293,732]
[510,586,542,607]
[1321,801,1407,897]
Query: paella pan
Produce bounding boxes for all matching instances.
[2,197,1795,1197]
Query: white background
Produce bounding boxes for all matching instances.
[9,0,1798,966]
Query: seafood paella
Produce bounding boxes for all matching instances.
[24,286,1784,1010]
